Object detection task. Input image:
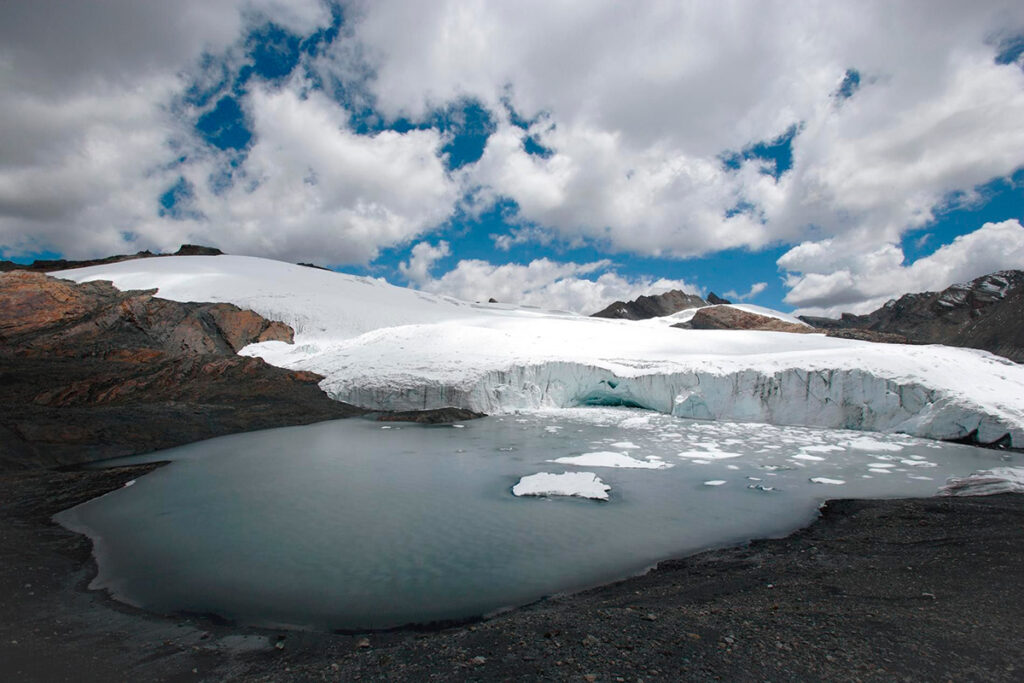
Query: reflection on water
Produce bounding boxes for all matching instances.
[57,408,1018,630]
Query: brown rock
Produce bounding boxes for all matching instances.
[0,272,365,470]
[675,306,815,333]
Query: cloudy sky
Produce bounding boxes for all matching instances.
[2,1,1024,316]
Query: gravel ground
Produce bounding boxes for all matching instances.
[1,465,1022,682]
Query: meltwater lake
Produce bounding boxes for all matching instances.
[58,408,1019,631]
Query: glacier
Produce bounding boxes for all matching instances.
[55,255,1024,447]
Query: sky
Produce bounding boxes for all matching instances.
[2,1,1024,317]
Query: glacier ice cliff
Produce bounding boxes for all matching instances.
[327,362,1021,447]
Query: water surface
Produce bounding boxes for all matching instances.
[58,408,1017,630]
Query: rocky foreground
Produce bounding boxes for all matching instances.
[0,270,368,468]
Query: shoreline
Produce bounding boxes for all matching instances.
[1,464,1022,681]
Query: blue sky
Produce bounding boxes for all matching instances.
[2,1,1023,316]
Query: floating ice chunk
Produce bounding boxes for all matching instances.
[726,465,739,470]
[451,424,465,429]
[123,479,136,487]
[512,472,610,500]
[899,459,936,467]
[791,454,825,461]
[703,480,727,486]
[909,475,933,481]
[868,468,892,475]
[549,452,673,470]
[939,467,1024,496]
[610,441,640,449]
[678,450,742,460]
[844,438,904,452]
[810,477,845,485]
[867,462,896,468]
[544,426,561,433]
[619,416,653,430]
[747,483,775,492]
[801,444,845,454]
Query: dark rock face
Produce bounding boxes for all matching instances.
[0,272,365,470]
[592,289,708,320]
[705,292,731,305]
[674,305,812,333]
[800,270,1024,362]
[0,250,159,273]
[174,244,223,256]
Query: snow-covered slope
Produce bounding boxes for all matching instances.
[55,255,1024,446]
[642,303,808,328]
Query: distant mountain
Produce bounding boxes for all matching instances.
[0,244,223,273]
[800,270,1024,362]
[592,290,730,320]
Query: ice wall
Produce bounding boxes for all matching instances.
[328,362,1022,447]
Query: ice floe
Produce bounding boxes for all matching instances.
[549,452,672,469]
[512,472,611,500]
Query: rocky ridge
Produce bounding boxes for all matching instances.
[0,243,223,273]
[673,305,813,333]
[591,290,729,320]
[0,271,366,469]
[801,270,1024,362]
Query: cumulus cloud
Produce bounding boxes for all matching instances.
[167,83,460,264]
[724,282,768,302]
[3,0,1023,305]
[0,0,461,264]
[400,240,451,285]
[415,258,700,315]
[335,0,1024,257]
[780,220,1024,316]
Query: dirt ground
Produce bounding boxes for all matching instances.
[1,465,1022,682]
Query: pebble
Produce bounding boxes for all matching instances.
[356,637,371,649]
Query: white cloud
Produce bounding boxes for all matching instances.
[780,219,1024,316]
[724,282,768,302]
[333,0,1024,257]
[3,0,1024,293]
[0,0,333,260]
[166,83,461,264]
[400,240,451,285]
[415,258,700,315]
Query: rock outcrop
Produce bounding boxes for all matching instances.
[0,272,365,469]
[800,270,1024,362]
[0,244,222,273]
[673,305,812,333]
[592,290,712,320]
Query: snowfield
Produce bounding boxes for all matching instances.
[55,255,1024,447]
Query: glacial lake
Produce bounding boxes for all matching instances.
[58,408,1019,631]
